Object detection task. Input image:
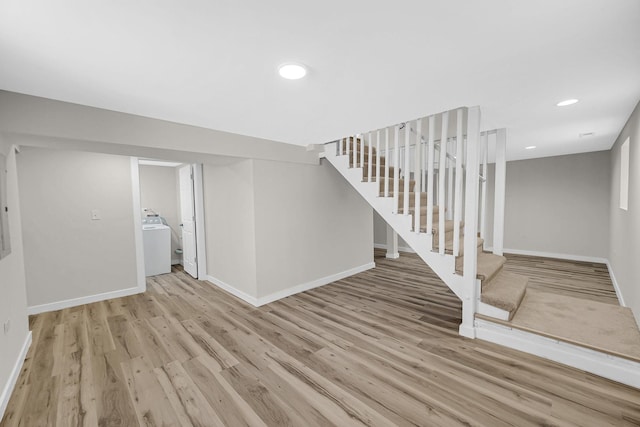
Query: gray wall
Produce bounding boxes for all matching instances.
[253,159,373,298]
[0,137,29,417]
[609,99,640,324]
[0,90,319,165]
[17,147,139,308]
[373,211,411,250]
[203,159,373,301]
[139,164,182,264]
[203,160,258,296]
[483,150,611,259]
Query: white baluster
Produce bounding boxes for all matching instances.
[384,127,390,197]
[447,137,454,221]
[403,122,410,216]
[393,125,400,213]
[367,131,372,182]
[426,115,435,250]
[375,130,380,187]
[360,131,365,170]
[493,128,507,256]
[453,109,464,257]
[414,118,422,232]
[438,112,449,255]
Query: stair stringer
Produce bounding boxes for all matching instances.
[325,145,465,300]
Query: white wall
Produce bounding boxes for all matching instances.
[17,147,140,310]
[253,159,374,300]
[609,99,640,325]
[139,164,181,264]
[0,137,30,419]
[203,160,257,297]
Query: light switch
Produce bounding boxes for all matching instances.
[91,209,101,220]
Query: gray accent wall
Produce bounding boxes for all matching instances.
[609,99,640,325]
[16,147,139,308]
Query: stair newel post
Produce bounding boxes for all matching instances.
[479,131,489,243]
[384,127,390,197]
[493,128,507,256]
[403,122,411,216]
[438,111,449,255]
[367,131,373,182]
[393,125,400,214]
[414,118,422,233]
[460,106,481,339]
[453,108,465,257]
[426,115,435,250]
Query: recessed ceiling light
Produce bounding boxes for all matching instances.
[525,146,536,150]
[557,99,579,107]
[278,63,307,80]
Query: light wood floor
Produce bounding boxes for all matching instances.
[2,251,639,426]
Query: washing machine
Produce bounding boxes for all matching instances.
[142,217,171,276]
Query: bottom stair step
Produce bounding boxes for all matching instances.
[456,252,506,284]
[481,271,528,320]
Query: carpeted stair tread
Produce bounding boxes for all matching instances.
[379,179,415,192]
[481,271,528,319]
[362,165,396,178]
[431,220,463,235]
[434,237,484,256]
[456,252,506,283]
[349,154,385,167]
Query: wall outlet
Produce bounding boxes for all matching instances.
[3,319,10,335]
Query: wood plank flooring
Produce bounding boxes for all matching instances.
[2,251,639,426]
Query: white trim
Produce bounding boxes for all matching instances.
[475,318,640,390]
[130,157,146,292]
[27,286,142,315]
[207,262,376,307]
[256,262,376,306]
[192,163,207,279]
[605,260,626,307]
[206,275,259,306]
[486,246,608,264]
[374,243,416,254]
[0,331,32,420]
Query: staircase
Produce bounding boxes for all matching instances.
[323,106,640,389]
[324,107,529,336]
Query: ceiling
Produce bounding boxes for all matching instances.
[1,0,639,161]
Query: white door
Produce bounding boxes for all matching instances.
[179,164,198,278]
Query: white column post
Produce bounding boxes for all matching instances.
[386,224,399,259]
[460,106,481,339]
[493,128,507,256]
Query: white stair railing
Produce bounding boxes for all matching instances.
[334,107,507,337]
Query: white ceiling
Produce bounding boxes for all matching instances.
[1,0,639,161]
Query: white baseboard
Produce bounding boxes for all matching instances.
[206,275,259,306]
[0,331,32,420]
[374,243,415,254]
[486,246,607,264]
[605,260,626,307]
[256,262,376,306]
[207,262,376,308]
[27,286,143,315]
[475,318,640,389]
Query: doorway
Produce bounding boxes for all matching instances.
[133,159,206,280]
